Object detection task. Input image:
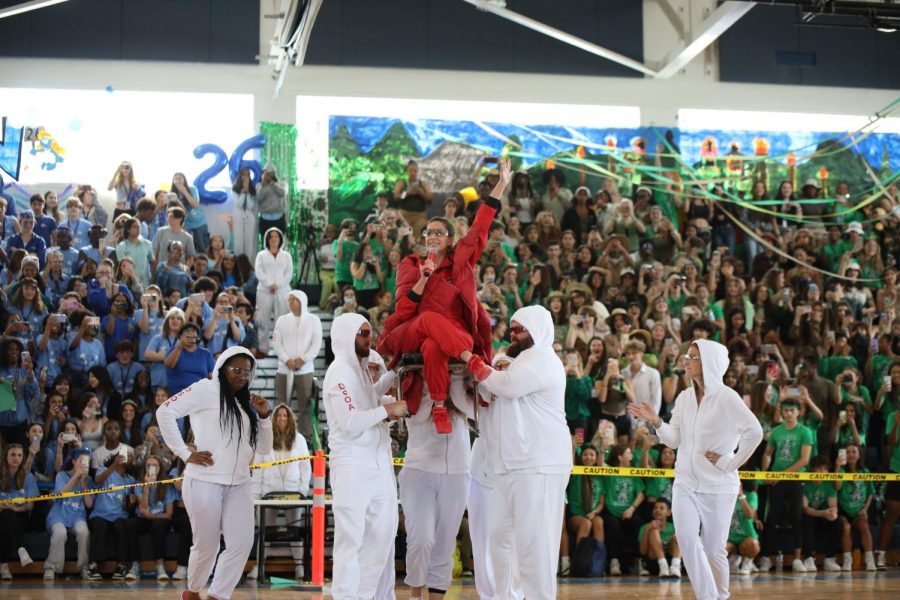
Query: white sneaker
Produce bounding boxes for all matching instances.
[610,558,622,576]
[658,561,670,577]
[43,568,55,581]
[842,552,853,572]
[669,559,682,578]
[739,557,754,575]
[559,555,571,576]
[0,563,12,580]
[864,552,876,572]
[638,560,650,576]
[758,557,772,572]
[823,558,841,572]
[750,560,759,573]
[294,566,304,581]
[246,564,258,580]
[730,554,741,574]
[875,550,886,569]
[792,558,807,573]
[803,557,817,572]
[173,565,188,580]
[17,548,33,567]
[156,563,169,581]
[126,563,140,580]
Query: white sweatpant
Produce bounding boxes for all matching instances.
[182,477,255,600]
[47,521,89,573]
[468,478,495,599]
[375,540,397,600]
[331,464,398,600]
[398,468,469,591]
[233,208,258,259]
[489,472,568,600]
[256,288,289,352]
[672,483,737,600]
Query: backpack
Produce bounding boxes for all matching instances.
[571,538,607,577]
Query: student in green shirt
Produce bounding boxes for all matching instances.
[644,446,675,509]
[601,444,646,576]
[760,399,813,572]
[566,445,606,549]
[835,444,877,571]
[800,456,843,572]
[727,481,761,575]
[332,220,359,288]
[835,369,872,435]
[638,499,681,578]
[877,410,900,568]
[564,351,593,431]
[831,401,866,451]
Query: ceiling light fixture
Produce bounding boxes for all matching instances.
[0,0,71,20]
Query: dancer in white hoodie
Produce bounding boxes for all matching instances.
[254,227,293,353]
[630,339,763,600]
[324,313,407,600]
[272,289,322,441]
[462,305,572,600]
[156,346,273,600]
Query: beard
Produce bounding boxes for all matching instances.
[505,335,535,358]
[355,339,370,358]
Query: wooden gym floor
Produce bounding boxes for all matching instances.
[2,571,899,599]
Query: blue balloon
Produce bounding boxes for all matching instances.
[192,144,229,204]
[228,134,266,185]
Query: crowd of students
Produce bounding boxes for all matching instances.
[0,161,314,581]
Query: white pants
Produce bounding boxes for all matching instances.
[672,483,737,600]
[256,288,289,352]
[331,464,398,600]
[468,478,496,599]
[47,521,89,573]
[489,472,568,600]
[233,208,258,259]
[398,468,469,591]
[375,540,396,600]
[182,477,255,600]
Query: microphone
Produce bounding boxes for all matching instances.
[423,252,436,277]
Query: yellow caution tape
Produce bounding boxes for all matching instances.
[6,454,897,505]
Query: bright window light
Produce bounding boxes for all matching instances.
[678,108,900,133]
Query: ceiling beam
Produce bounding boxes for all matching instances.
[0,0,70,20]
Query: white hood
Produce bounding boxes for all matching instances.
[510,305,554,350]
[212,345,258,382]
[273,290,322,375]
[694,338,729,396]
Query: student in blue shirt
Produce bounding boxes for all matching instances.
[36,313,69,387]
[163,322,214,395]
[88,449,136,580]
[6,277,49,347]
[67,311,106,388]
[45,446,94,580]
[203,292,246,357]
[78,224,117,274]
[29,194,57,247]
[107,340,146,398]
[0,443,38,577]
[0,196,19,246]
[175,277,217,324]
[134,286,166,361]
[63,198,94,250]
[127,454,176,580]
[5,209,47,268]
[144,308,185,388]
[43,249,70,307]
[102,290,138,358]
[49,225,81,279]
[0,338,39,447]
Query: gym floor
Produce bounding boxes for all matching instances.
[3,571,899,599]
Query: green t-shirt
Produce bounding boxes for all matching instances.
[603,476,645,518]
[803,481,837,511]
[767,422,814,472]
[333,239,359,283]
[631,447,660,468]
[837,470,874,518]
[566,475,603,517]
[818,356,859,381]
[835,424,866,449]
[887,411,900,473]
[638,521,675,546]
[728,491,759,541]
[822,240,853,272]
[838,386,872,433]
[799,414,821,458]
[564,375,593,421]
[644,476,673,503]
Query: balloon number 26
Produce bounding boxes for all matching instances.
[192,134,266,204]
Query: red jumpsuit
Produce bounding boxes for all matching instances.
[377,197,497,413]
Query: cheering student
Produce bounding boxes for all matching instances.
[630,339,762,600]
[156,346,272,600]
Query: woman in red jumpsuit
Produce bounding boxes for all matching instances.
[378,160,511,433]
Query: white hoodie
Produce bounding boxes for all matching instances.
[255,227,293,296]
[655,339,763,494]
[478,306,573,474]
[272,290,322,375]
[157,346,274,486]
[323,313,394,470]
[402,376,473,476]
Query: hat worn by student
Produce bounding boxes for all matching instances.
[845,222,864,235]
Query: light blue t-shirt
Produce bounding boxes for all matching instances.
[90,466,135,521]
[0,472,39,505]
[134,484,176,517]
[36,336,69,382]
[106,361,146,397]
[134,308,164,360]
[205,318,246,356]
[145,334,177,387]
[66,334,106,373]
[46,471,93,531]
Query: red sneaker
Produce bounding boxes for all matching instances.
[432,404,452,434]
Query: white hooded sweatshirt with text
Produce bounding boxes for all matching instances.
[323,313,393,470]
[656,339,763,494]
[157,346,273,486]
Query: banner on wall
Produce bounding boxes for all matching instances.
[327,114,899,226]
